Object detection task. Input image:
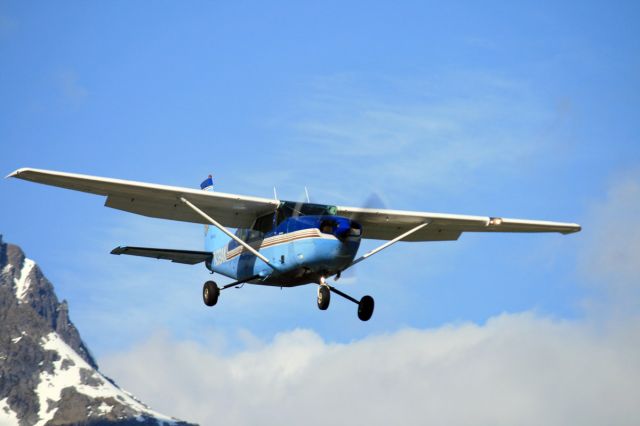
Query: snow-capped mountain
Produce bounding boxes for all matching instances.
[0,235,197,426]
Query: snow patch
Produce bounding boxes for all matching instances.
[97,402,112,414]
[11,331,26,344]
[1,264,12,275]
[14,258,35,302]
[35,332,179,426]
[0,398,20,426]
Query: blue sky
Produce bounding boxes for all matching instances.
[1,2,639,423]
[1,0,637,348]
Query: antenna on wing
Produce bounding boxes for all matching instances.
[273,186,278,201]
[304,186,310,203]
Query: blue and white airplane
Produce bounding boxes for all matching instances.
[8,168,581,321]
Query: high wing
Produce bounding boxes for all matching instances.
[7,168,279,228]
[8,167,581,242]
[111,246,212,265]
[336,206,581,241]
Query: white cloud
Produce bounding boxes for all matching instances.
[101,313,640,426]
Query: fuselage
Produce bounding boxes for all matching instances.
[206,213,362,286]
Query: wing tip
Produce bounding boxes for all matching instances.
[5,167,30,179]
[562,224,582,234]
[110,246,126,255]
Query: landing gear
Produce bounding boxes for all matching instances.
[317,285,330,310]
[324,284,375,321]
[357,295,374,321]
[202,275,261,308]
[203,281,220,306]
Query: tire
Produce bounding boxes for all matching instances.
[203,281,220,307]
[317,285,331,310]
[357,295,374,321]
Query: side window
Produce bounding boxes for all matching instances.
[235,228,248,241]
[252,213,275,234]
[276,208,288,226]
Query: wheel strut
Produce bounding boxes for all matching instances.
[328,285,359,304]
[220,274,261,291]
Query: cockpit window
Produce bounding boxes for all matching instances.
[277,201,337,224]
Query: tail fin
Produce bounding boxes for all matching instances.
[201,174,231,252]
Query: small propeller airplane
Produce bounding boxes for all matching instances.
[8,168,581,321]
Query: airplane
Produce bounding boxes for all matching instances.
[7,168,581,321]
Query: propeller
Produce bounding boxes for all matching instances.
[337,191,388,284]
[351,192,387,225]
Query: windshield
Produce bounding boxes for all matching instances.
[277,201,337,224]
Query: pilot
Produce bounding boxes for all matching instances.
[321,222,333,234]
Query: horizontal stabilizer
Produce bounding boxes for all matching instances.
[110,246,212,265]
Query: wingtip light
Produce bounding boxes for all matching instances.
[489,217,503,226]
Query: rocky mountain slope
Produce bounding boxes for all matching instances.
[0,235,197,426]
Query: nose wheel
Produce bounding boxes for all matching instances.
[317,285,331,310]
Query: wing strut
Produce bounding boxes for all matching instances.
[348,222,431,269]
[179,197,277,270]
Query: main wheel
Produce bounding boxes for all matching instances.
[203,281,220,307]
[317,285,330,310]
[357,295,374,321]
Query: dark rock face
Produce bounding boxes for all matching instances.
[0,235,197,426]
[0,283,47,426]
[0,237,97,370]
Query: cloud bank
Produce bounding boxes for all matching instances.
[101,313,639,426]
